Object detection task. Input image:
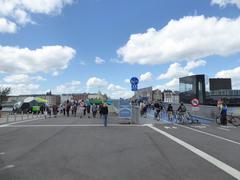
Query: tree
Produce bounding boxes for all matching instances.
[0,87,11,104]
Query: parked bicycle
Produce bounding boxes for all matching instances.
[176,111,199,124]
[216,113,240,126]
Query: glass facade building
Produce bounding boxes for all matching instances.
[179,75,206,104]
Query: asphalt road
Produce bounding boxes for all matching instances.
[0,114,239,180]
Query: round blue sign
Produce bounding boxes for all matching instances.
[130,77,139,85]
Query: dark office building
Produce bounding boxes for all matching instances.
[209,78,232,91]
[179,75,206,104]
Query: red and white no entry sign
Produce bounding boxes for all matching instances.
[191,98,199,107]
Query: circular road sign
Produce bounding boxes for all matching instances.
[130,77,139,85]
[191,98,199,107]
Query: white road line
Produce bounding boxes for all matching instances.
[0,124,10,128]
[146,124,240,180]
[176,124,240,146]
[218,127,230,131]
[0,165,15,171]
[0,152,5,155]
[6,124,143,128]
[0,117,44,127]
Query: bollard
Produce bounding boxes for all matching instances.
[7,114,9,123]
[131,106,140,124]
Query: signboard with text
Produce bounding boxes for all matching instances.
[191,98,199,111]
[119,99,131,119]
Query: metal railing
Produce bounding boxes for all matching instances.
[0,112,45,125]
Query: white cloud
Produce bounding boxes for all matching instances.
[3,74,46,83]
[158,63,190,80]
[154,78,179,91]
[215,66,240,89]
[0,45,76,74]
[86,77,108,89]
[124,79,130,83]
[80,61,86,66]
[157,60,206,80]
[95,57,106,64]
[0,18,17,33]
[110,58,124,64]
[0,0,73,33]
[118,15,240,65]
[52,71,59,76]
[211,0,240,9]
[0,83,42,95]
[107,84,133,99]
[13,9,33,25]
[54,80,81,94]
[184,59,207,71]
[140,72,152,82]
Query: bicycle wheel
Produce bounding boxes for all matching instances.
[231,117,240,126]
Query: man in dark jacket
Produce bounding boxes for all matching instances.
[100,104,108,127]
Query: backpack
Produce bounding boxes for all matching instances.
[181,105,186,112]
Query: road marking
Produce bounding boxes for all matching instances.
[190,125,206,129]
[146,124,240,180]
[6,124,143,128]
[0,124,10,128]
[0,117,45,127]
[0,165,15,171]
[176,124,240,146]
[0,152,5,155]
[218,127,230,131]
[172,126,178,129]
[164,126,171,129]
[220,125,236,129]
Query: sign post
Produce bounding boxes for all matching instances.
[191,98,200,111]
[130,77,139,91]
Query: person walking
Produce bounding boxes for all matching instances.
[220,103,228,125]
[79,100,85,118]
[92,103,97,118]
[167,104,174,122]
[66,100,71,117]
[100,103,108,127]
[52,104,58,118]
[99,104,103,118]
[86,103,91,118]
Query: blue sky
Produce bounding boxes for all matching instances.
[0,0,240,98]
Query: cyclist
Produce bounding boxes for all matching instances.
[154,101,162,121]
[167,104,174,122]
[177,102,187,123]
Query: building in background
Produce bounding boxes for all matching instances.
[134,86,153,102]
[152,89,162,102]
[179,74,206,105]
[162,90,179,103]
[61,93,89,104]
[209,78,232,91]
[88,91,108,101]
